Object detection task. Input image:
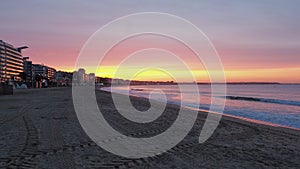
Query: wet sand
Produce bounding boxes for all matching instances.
[0,87,299,168]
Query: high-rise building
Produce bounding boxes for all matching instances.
[23,57,33,85]
[0,40,27,83]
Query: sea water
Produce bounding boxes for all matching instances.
[101,84,300,129]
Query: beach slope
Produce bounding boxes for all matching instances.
[0,87,299,168]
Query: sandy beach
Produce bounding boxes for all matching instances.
[0,87,299,169]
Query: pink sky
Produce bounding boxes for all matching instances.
[1,0,300,82]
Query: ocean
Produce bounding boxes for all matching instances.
[101,84,300,129]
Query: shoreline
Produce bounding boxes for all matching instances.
[182,104,300,132]
[99,87,300,132]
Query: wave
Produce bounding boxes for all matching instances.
[130,88,144,91]
[224,96,300,107]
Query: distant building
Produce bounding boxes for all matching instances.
[23,57,33,86]
[33,64,47,78]
[88,73,95,83]
[78,68,86,83]
[0,40,27,83]
[73,68,97,84]
[33,64,56,80]
[73,71,78,83]
[55,71,72,86]
[32,64,56,88]
[47,67,56,81]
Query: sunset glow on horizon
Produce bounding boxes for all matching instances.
[1,0,300,83]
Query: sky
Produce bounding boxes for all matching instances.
[1,0,299,83]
